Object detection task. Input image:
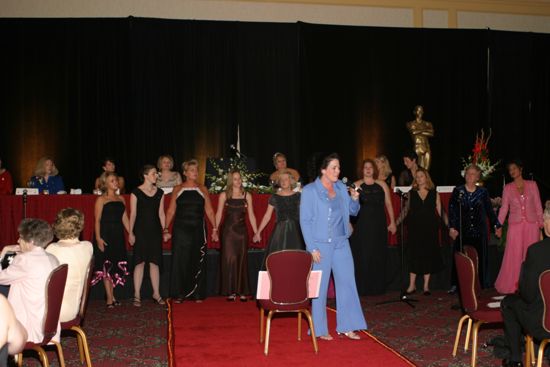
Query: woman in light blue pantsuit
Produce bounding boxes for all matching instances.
[300,153,367,340]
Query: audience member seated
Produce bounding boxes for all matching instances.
[94,157,125,194]
[0,294,27,363]
[29,156,65,194]
[269,152,300,186]
[0,219,60,343]
[46,208,93,323]
[0,157,14,195]
[500,203,550,367]
[156,154,182,189]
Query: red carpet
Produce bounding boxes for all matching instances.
[168,297,415,367]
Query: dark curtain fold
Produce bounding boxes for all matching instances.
[0,18,549,197]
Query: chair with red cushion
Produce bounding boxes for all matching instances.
[451,251,502,367]
[60,256,95,367]
[17,264,68,367]
[258,250,318,356]
[463,246,482,297]
[525,269,550,367]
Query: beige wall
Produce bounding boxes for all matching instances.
[2,0,550,32]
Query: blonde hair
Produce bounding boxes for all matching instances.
[411,167,435,191]
[544,201,550,220]
[375,154,393,178]
[54,208,84,240]
[272,152,286,166]
[225,169,243,199]
[181,159,198,181]
[276,169,296,189]
[157,154,174,170]
[100,171,119,193]
[33,156,59,177]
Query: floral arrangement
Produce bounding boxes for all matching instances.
[205,156,273,194]
[461,129,500,181]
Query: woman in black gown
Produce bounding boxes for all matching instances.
[94,172,130,308]
[255,170,305,267]
[350,159,397,296]
[398,168,443,295]
[129,165,166,307]
[164,160,216,303]
[214,170,258,302]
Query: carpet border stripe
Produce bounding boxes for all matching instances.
[327,307,417,367]
[167,298,175,367]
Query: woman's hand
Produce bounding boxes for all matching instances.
[495,227,502,238]
[163,232,172,242]
[211,231,219,242]
[348,187,360,201]
[449,228,459,240]
[387,222,397,235]
[128,233,135,246]
[311,250,321,263]
[253,232,261,243]
[97,238,105,252]
[0,245,20,260]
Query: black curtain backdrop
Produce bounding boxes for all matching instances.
[1,17,549,198]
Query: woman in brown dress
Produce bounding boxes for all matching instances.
[214,170,258,302]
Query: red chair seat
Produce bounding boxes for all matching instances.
[470,307,503,324]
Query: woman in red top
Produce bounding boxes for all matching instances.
[0,158,13,195]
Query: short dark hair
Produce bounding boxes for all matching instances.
[102,157,115,167]
[507,159,524,171]
[18,218,54,248]
[318,153,340,177]
[139,164,157,183]
[403,151,418,161]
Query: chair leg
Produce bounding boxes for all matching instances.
[76,331,85,363]
[298,312,302,341]
[453,315,470,357]
[536,339,549,367]
[471,320,484,367]
[72,326,93,367]
[465,318,473,352]
[16,353,22,367]
[32,345,49,367]
[264,310,274,356]
[53,340,66,367]
[525,335,533,367]
[259,308,265,343]
[302,309,318,354]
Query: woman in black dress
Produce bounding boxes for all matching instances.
[129,165,166,307]
[350,159,397,296]
[399,168,443,295]
[94,172,130,308]
[164,159,216,303]
[255,170,305,267]
[214,170,258,302]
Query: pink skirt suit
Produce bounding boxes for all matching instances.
[495,181,543,294]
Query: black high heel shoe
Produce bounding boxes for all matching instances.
[239,296,248,302]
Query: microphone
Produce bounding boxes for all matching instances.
[229,144,246,158]
[342,177,362,192]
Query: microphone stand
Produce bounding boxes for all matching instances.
[22,189,28,219]
[376,190,418,308]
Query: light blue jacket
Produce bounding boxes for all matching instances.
[299,178,359,252]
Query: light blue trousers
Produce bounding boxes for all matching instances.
[311,239,367,336]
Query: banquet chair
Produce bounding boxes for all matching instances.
[17,264,68,367]
[60,256,95,367]
[525,270,550,367]
[452,252,502,367]
[258,250,318,356]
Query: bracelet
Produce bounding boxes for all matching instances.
[163,228,169,233]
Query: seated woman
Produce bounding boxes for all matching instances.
[269,152,300,187]
[0,294,27,361]
[29,156,65,194]
[94,157,125,194]
[0,157,14,195]
[0,219,60,343]
[156,154,182,189]
[46,208,93,322]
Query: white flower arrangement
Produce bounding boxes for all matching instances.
[205,157,274,194]
[461,129,500,181]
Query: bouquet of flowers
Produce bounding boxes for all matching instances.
[205,156,273,194]
[461,129,500,181]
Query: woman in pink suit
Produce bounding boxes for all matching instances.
[495,160,543,294]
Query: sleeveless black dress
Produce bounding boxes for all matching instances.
[220,195,249,296]
[262,193,305,267]
[406,190,443,274]
[350,182,388,296]
[99,201,128,286]
[169,188,207,300]
[132,188,163,267]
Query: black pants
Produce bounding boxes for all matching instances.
[501,295,550,362]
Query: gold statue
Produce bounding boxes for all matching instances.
[407,105,434,170]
